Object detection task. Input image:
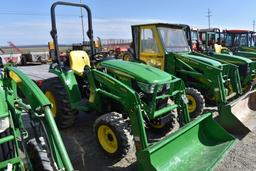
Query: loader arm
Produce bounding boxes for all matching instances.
[84,66,235,171]
[176,52,243,97]
[169,53,230,103]
[2,66,74,171]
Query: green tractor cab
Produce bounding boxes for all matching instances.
[40,2,236,170]
[190,27,256,134]
[0,66,73,171]
[197,28,256,89]
[129,23,256,135]
[223,29,256,60]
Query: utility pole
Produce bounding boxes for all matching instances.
[80,0,85,42]
[207,8,212,29]
[253,20,255,32]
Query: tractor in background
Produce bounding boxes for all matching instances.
[40,2,236,171]
[129,23,256,135]
[194,28,256,90]
[223,29,256,60]
[0,65,73,171]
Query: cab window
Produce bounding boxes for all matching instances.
[141,29,159,53]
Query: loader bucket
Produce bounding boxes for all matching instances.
[136,113,235,171]
[218,90,256,135]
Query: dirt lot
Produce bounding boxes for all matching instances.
[56,111,256,171]
[215,131,256,171]
[18,65,256,171]
[59,112,136,171]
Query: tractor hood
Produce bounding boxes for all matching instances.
[100,60,172,84]
[178,52,223,68]
[239,46,256,52]
[213,52,253,64]
[235,51,256,60]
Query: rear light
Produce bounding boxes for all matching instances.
[37,80,43,87]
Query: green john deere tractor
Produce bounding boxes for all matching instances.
[223,29,256,60]
[40,2,236,170]
[0,65,73,171]
[129,23,256,135]
[196,28,256,89]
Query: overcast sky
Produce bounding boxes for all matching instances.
[0,0,255,45]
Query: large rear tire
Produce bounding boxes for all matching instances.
[27,138,53,171]
[41,77,78,128]
[185,87,205,118]
[122,51,134,61]
[94,112,133,159]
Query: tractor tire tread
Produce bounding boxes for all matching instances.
[27,138,53,171]
[94,112,133,159]
[186,87,205,118]
[41,77,78,128]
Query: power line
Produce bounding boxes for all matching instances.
[206,8,212,28]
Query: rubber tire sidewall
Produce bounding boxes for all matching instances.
[94,112,132,159]
[41,77,78,128]
[185,87,205,118]
[27,138,53,171]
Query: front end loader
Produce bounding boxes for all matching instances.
[0,65,73,171]
[197,28,256,90]
[130,23,256,135]
[39,2,236,170]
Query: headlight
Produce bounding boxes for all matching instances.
[137,81,156,94]
[0,118,10,133]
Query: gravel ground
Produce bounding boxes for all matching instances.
[215,131,256,171]
[59,113,136,171]
[54,112,256,171]
[18,65,256,170]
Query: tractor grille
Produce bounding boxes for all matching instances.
[132,80,170,112]
[156,85,170,110]
[0,129,15,162]
[238,63,250,78]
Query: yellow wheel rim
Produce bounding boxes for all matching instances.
[97,125,118,154]
[228,83,234,95]
[45,91,57,118]
[186,95,197,113]
[151,123,165,129]
[123,54,131,61]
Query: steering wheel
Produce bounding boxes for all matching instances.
[91,52,116,65]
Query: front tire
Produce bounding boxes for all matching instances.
[41,77,78,128]
[27,138,53,171]
[94,112,133,159]
[185,87,205,118]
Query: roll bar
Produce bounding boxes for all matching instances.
[50,1,95,65]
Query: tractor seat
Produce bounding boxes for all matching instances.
[69,50,90,76]
[214,44,230,54]
[214,43,222,54]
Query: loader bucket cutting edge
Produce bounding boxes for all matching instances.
[137,113,235,171]
[218,90,256,135]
